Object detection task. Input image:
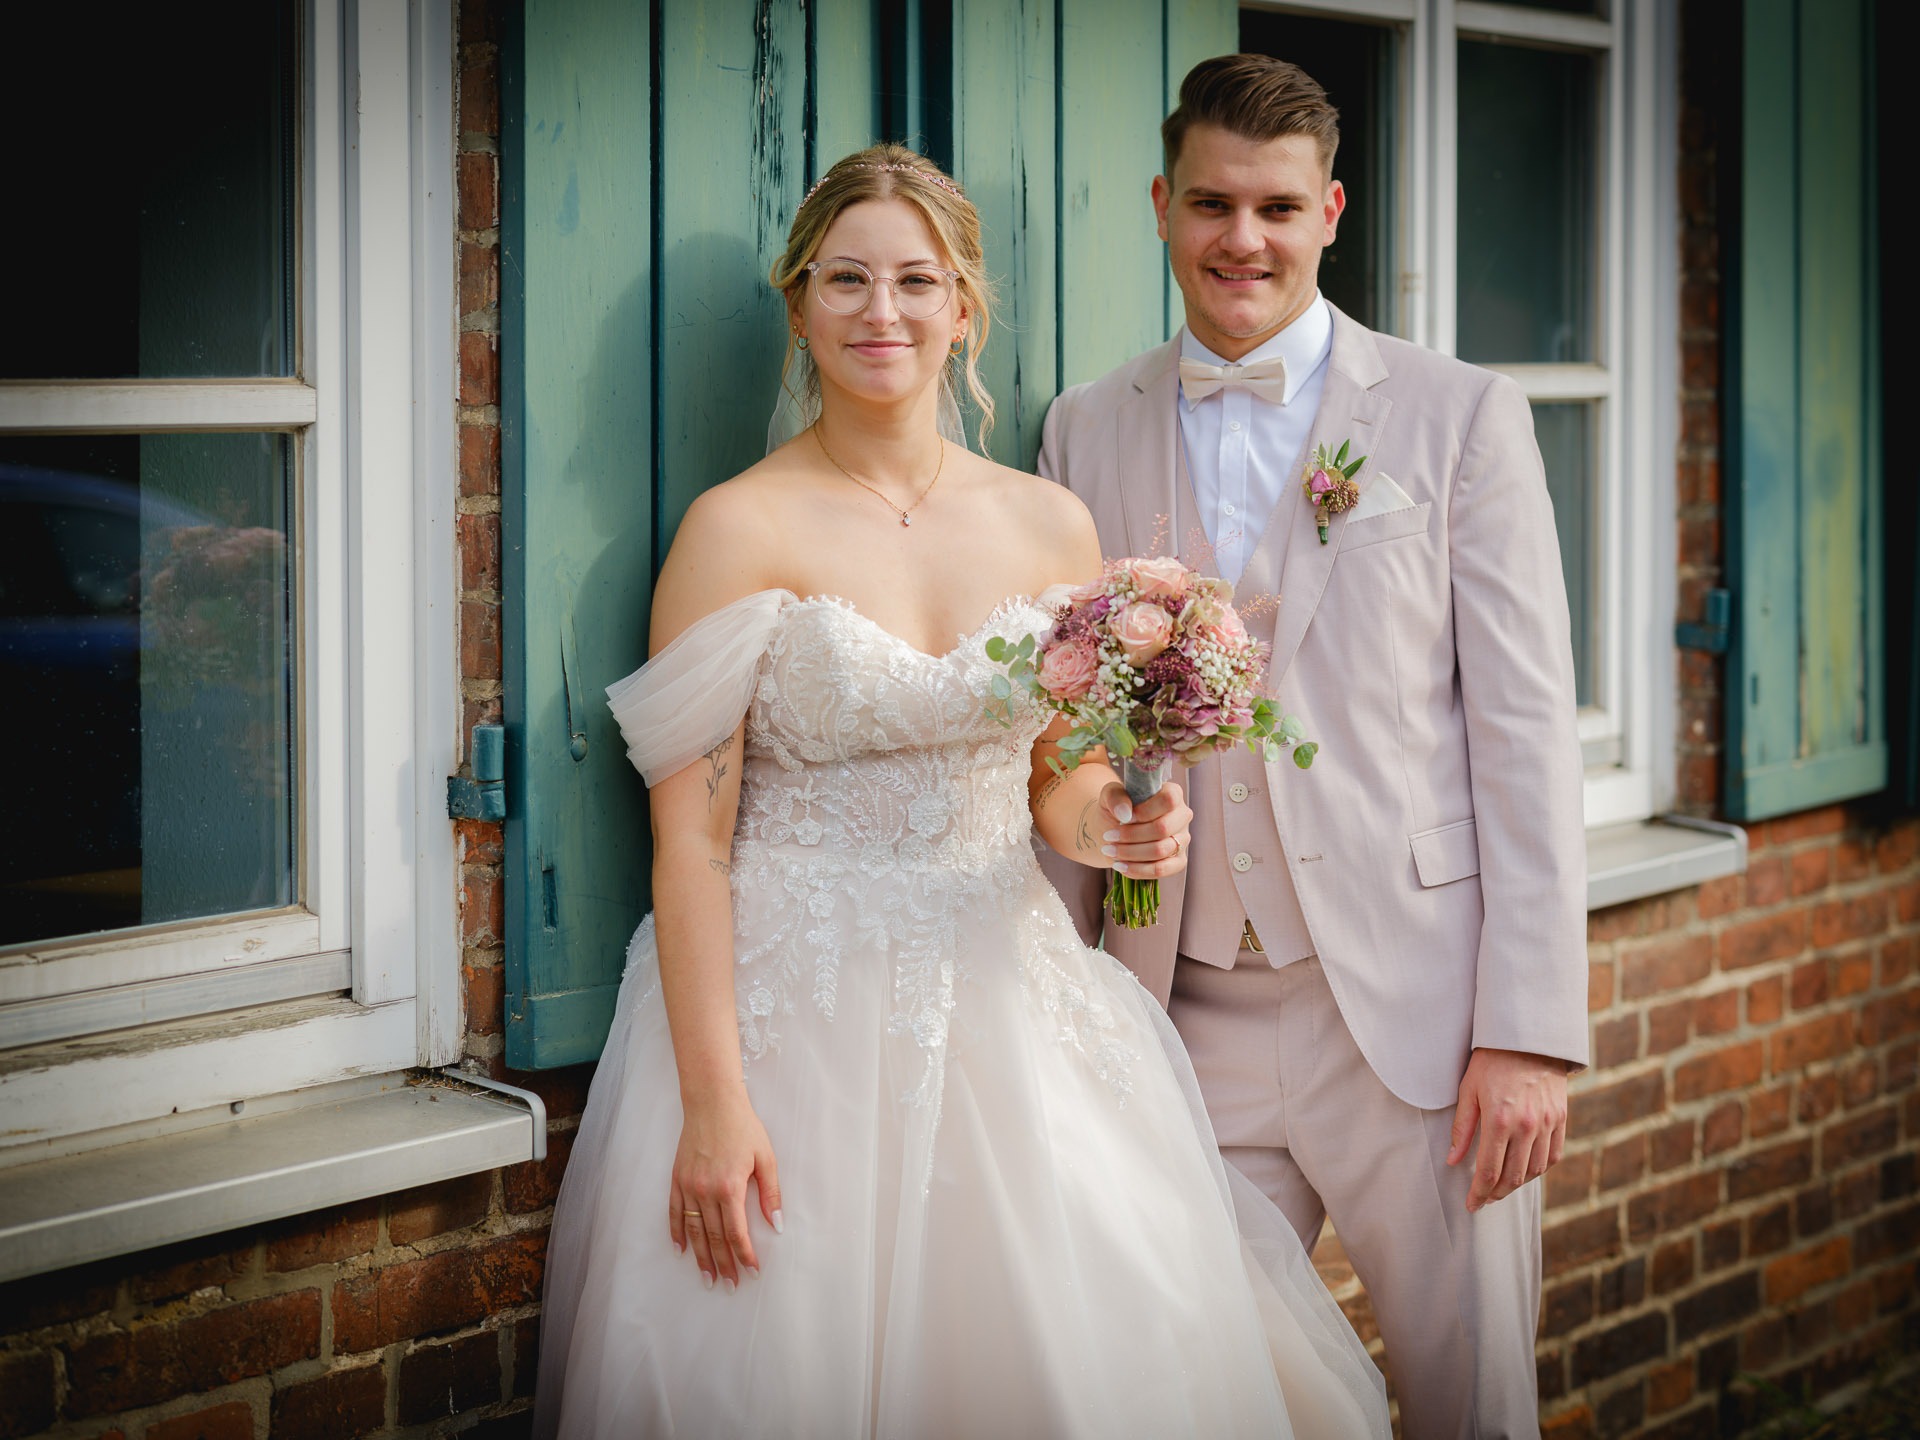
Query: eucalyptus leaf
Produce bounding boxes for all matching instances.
[990,675,1012,698]
[985,636,1009,662]
[1292,741,1318,770]
[1279,713,1306,742]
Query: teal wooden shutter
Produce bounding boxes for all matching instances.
[503,1,880,1068]
[1725,0,1883,821]
[501,1,657,1069]
[501,0,1232,1065]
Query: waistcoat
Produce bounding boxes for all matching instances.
[1173,437,1316,969]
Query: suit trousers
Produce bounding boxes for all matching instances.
[1169,952,1543,1440]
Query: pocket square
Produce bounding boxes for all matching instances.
[1347,471,1415,523]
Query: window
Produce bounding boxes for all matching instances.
[1242,0,1669,826]
[0,0,460,1143]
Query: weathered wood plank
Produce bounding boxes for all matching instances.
[1059,0,1168,388]
[655,0,809,553]
[949,0,1058,468]
[1795,0,1867,755]
[1727,0,1801,814]
[501,0,655,1065]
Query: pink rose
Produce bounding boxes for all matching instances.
[1037,637,1099,700]
[1125,555,1191,602]
[1111,601,1174,665]
[1309,468,1334,495]
[1199,605,1250,647]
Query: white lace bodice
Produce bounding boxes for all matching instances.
[727,596,1054,1075]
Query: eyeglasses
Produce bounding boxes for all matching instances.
[805,259,959,318]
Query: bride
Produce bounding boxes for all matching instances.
[532,143,1389,1439]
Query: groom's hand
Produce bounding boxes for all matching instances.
[1448,1047,1569,1212]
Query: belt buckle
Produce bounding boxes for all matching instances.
[1241,919,1265,955]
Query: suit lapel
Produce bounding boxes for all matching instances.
[1267,308,1394,686]
[1111,340,1182,560]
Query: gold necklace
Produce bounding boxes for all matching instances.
[812,423,944,528]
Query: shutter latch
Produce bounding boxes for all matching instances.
[447,724,506,821]
[1675,588,1730,655]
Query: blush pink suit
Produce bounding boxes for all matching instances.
[1038,306,1589,1440]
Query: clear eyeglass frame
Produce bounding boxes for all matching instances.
[804,259,960,318]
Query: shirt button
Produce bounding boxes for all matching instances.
[1228,782,1250,802]
[1223,503,1237,517]
[1232,852,1254,873]
[1229,421,1243,432]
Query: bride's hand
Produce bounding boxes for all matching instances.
[670,1088,783,1291]
[1098,779,1193,879]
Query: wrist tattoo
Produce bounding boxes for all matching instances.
[1035,773,1067,812]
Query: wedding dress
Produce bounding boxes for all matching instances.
[533,587,1389,1440]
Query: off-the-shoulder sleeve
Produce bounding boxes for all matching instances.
[605,589,794,787]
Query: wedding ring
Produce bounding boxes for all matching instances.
[683,1210,704,1222]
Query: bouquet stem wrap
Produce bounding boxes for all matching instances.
[1109,756,1171,928]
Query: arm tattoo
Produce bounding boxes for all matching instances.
[708,858,731,876]
[1034,773,1066,813]
[1074,799,1100,855]
[701,738,731,812]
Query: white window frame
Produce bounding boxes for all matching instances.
[0,0,460,1148]
[1245,0,1671,830]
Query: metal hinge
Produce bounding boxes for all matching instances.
[447,724,506,821]
[1675,588,1730,655]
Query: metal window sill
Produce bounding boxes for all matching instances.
[1586,814,1748,912]
[0,1073,542,1283]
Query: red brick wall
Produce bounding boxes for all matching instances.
[3,3,1914,1439]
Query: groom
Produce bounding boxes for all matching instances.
[1039,54,1588,1439]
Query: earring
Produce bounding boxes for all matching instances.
[949,336,964,355]
[794,333,810,351]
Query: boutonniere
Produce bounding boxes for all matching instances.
[1302,440,1367,545]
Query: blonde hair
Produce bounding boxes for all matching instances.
[770,144,997,448]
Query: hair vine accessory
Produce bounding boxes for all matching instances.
[799,162,966,213]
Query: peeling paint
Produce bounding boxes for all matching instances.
[749,0,789,261]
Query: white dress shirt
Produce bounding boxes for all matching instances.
[1177,294,1333,585]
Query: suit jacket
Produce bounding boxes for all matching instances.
[1037,306,1590,1109]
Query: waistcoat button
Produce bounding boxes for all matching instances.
[1232,852,1254,873]
[1228,782,1250,802]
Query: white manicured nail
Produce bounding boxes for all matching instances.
[772,1210,785,1235]
[702,1271,715,1290]
[724,1277,737,1293]
[1103,830,1121,843]
[1100,845,1115,857]
[1114,802,1133,823]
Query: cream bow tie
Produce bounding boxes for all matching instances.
[1178,355,1290,405]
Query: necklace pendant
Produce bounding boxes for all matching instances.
[901,514,912,527]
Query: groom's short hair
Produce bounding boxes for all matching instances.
[1162,54,1341,178]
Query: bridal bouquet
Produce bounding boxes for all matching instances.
[986,556,1314,928]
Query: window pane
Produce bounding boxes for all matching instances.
[0,435,295,947]
[1495,0,1602,13]
[1532,401,1596,708]
[1456,41,1597,363]
[0,3,295,379]
[1241,10,1398,333]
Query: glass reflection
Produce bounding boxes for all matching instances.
[0,1,294,379]
[1531,402,1596,708]
[0,435,295,947]
[1456,41,1597,364]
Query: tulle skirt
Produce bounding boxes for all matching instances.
[533,862,1388,1439]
